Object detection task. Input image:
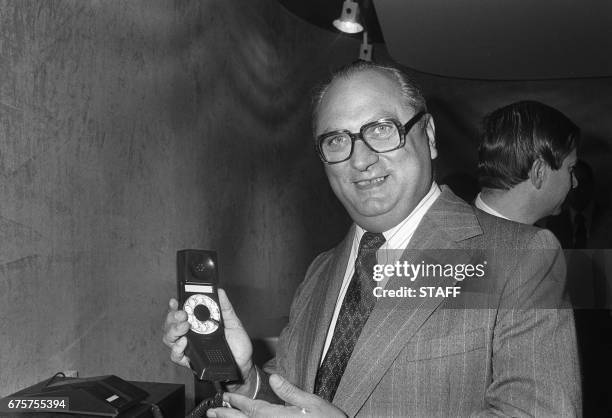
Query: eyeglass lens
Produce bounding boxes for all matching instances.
[321,121,400,163]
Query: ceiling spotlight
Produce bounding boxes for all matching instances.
[333,0,364,34]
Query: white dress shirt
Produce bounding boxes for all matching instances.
[321,182,442,360]
[474,192,510,220]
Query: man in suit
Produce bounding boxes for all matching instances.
[472,101,612,416]
[163,62,580,417]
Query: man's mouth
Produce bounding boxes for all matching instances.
[354,175,388,189]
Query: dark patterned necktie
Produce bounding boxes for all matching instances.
[314,231,386,402]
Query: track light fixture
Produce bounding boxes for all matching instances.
[333,0,364,34]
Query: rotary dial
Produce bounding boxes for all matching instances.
[184,294,221,335]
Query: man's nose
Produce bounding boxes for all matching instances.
[572,172,579,189]
[350,140,379,170]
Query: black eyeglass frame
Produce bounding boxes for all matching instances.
[315,111,427,164]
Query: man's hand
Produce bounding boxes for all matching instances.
[206,374,347,418]
[162,290,256,393]
[162,298,191,368]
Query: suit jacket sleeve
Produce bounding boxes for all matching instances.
[258,252,331,402]
[473,229,581,417]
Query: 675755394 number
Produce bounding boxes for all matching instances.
[0,397,69,411]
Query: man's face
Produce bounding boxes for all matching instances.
[541,148,578,216]
[314,70,437,233]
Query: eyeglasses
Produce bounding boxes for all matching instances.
[315,111,427,164]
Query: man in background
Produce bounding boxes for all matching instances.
[474,101,612,415]
[475,100,579,224]
[164,64,580,417]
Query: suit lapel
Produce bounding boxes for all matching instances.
[333,187,482,416]
[299,225,355,392]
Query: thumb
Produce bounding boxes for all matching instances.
[217,289,242,328]
[269,374,314,407]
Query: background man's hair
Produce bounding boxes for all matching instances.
[477,100,579,190]
[311,60,427,134]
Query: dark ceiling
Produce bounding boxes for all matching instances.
[278,0,612,80]
[278,0,384,43]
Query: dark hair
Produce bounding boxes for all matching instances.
[311,61,427,134]
[477,100,579,190]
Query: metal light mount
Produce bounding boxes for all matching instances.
[359,31,372,61]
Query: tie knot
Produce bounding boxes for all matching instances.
[359,232,386,252]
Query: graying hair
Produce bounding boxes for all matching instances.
[311,61,427,135]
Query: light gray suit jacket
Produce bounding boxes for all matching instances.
[263,187,581,417]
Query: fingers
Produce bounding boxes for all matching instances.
[218,289,244,330]
[207,406,247,418]
[162,313,189,346]
[167,298,187,324]
[162,299,189,347]
[218,392,308,418]
[220,393,258,416]
[218,289,234,316]
[269,374,314,407]
[169,336,190,367]
[163,298,191,367]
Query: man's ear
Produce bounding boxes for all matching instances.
[424,114,437,160]
[529,158,547,189]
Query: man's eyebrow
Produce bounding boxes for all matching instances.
[318,112,400,135]
[366,111,399,123]
[316,126,347,137]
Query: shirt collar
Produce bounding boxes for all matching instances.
[474,192,510,220]
[355,182,441,248]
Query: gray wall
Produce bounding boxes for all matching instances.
[0,0,354,396]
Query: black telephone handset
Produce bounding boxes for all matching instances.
[177,249,239,382]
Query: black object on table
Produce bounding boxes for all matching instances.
[0,376,184,418]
